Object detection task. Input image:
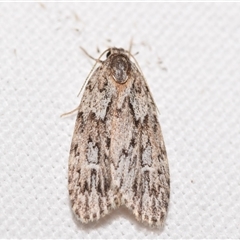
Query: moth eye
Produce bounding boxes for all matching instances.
[106,51,111,58]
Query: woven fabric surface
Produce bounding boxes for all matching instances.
[0,2,240,239]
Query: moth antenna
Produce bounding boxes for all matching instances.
[80,47,103,63]
[61,48,112,117]
[77,47,111,97]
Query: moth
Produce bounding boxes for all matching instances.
[68,47,170,227]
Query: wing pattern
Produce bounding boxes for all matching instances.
[68,48,170,227]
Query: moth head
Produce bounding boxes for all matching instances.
[106,48,131,84]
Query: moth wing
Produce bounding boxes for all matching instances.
[111,68,170,227]
[68,68,120,223]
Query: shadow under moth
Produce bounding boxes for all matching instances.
[68,47,170,227]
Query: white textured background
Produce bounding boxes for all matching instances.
[1,2,240,239]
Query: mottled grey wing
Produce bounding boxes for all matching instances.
[110,67,170,227]
[68,68,120,223]
[68,59,170,227]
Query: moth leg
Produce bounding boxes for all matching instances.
[80,47,103,64]
[60,106,79,117]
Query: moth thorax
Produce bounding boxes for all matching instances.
[110,54,131,84]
